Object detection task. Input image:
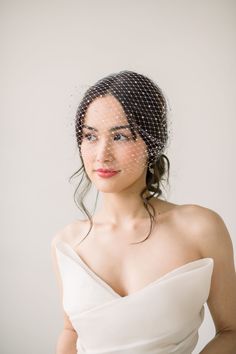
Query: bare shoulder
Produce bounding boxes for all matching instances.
[51,219,88,248]
[172,203,234,259]
[173,206,236,333]
[171,203,223,227]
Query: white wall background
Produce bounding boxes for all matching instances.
[1,0,235,353]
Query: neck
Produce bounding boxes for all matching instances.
[94,190,157,226]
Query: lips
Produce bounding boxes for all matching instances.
[95,169,120,178]
[96,168,118,172]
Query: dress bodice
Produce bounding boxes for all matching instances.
[55,240,214,354]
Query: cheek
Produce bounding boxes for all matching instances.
[117,145,148,175]
[79,148,93,175]
[80,144,93,162]
[125,143,148,164]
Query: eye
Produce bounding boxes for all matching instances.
[83,133,97,142]
[113,133,130,141]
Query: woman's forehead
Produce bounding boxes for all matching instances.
[84,95,128,128]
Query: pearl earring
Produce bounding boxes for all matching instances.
[148,162,154,174]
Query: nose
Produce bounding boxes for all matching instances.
[95,137,114,163]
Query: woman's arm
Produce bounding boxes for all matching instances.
[193,207,236,353]
[51,235,78,354]
[56,313,78,354]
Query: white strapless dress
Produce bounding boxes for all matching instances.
[55,240,214,354]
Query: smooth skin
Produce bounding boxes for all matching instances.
[51,95,236,353]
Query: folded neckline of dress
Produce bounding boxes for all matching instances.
[55,240,214,300]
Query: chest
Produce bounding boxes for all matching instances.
[73,222,200,297]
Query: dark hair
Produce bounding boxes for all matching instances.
[69,70,170,245]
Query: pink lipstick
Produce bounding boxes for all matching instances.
[96,169,120,178]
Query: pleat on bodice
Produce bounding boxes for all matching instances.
[55,240,214,354]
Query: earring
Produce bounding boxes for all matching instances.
[148,162,154,174]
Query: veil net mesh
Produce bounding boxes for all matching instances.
[74,70,172,180]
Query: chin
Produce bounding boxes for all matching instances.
[93,183,121,193]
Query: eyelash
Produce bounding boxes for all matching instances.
[83,133,130,142]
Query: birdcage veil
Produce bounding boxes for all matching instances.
[74,70,172,174]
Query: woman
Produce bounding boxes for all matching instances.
[51,70,236,353]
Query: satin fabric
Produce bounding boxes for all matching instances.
[55,240,214,354]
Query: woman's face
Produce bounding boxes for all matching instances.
[80,95,149,194]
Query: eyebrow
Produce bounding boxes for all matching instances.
[82,124,131,132]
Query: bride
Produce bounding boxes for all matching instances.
[51,70,236,354]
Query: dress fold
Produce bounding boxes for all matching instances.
[55,240,214,354]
